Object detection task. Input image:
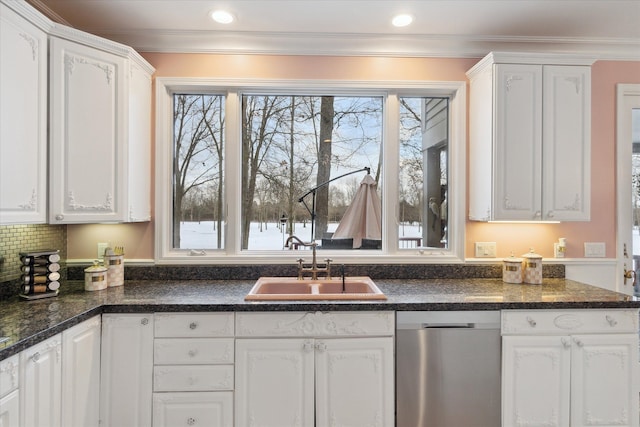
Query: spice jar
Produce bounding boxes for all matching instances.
[84,260,107,291]
[522,249,543,284]
[502,254,523,284]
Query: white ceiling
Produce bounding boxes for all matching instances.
[27,0,640,59]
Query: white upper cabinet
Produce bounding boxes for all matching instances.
[468,52,592,222]
[0,2,49,224]
[49,27,154,224]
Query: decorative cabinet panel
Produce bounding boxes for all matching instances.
[20,334,62,427]
[235,312,395,427]
[0,390,19,427]
[0,354,19,427]
[0,2,48,224]
[48,28,154,224]
[100,314,153,427]
[61,316,101,427]
[468,52,592,222]
[49,36,127,223]
[501,309,639,427]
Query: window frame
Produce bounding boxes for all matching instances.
[155,78,466,264]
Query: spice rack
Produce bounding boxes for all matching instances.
[19,249,61,300]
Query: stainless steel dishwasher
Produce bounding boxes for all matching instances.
[396,311,502,427]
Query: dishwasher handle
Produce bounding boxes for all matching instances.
[422,323,475,328]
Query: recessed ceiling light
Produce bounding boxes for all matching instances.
[210,10,235,24]
[392,14,413,27]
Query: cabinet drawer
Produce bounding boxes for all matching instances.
[153,391,233,427]
[154,365,233,392]
[154,338,234,365]
[154,313,234,338]
[501,309,638,335]
[236,311,395,337]
[0,354,19,398]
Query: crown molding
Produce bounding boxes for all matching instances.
[94,30,640,61]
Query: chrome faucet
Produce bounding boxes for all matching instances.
[285,235,332,280]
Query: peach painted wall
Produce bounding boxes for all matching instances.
[66,55,640,261]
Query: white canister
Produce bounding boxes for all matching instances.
[502,255,523,284]
[522,249,543,284]
[104,254,124,287]
[84,261,107,291]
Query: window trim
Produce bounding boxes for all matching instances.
[155,78,466,264]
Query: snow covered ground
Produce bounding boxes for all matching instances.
[180,221,422,250]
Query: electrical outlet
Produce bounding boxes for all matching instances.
[475,242,497,258]
[584,242,605,257]
[97,242,109,259]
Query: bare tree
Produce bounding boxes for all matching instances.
[173,94,223,248]
[315,96,334,239]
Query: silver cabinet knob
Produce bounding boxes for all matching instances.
[605,315,618,327]
[55,214,64,221]
[31,352,40,362]
[187,417,196,425]
[526,316,537,327]
[141,318,149,326]
[189,322,198,330]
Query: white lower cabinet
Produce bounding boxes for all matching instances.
[20,334,62,427]
[0,354,19,427]
[61,315,101,427]
[502,309,639,427]
[235,311,395,427]
[100,313,154,427]
[152,313,234,427]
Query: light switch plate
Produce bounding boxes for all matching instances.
[97,242,109,259]
[584,242,606,257]
[475,242,497,258]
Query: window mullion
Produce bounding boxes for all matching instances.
[383,93,400,255]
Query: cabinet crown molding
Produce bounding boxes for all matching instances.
[467,51,596,79]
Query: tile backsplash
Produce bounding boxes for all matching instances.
[0,224,67,283]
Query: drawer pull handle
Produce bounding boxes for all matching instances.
[526,316,537,327]
[188,349,197,357]
[31,352,40,362]
[187,417,196,425]
[189,322,198,330]
[141,318,149,326]
[605,315,618,327]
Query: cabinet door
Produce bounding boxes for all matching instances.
[542,65,591,221]
[493,64,543,220]
[153,392,233,427]
[61,316,101,427]
[315,337,394,427]
[49,37,128,223]
[20,335,62,427]
[0,389,19,427]
[0,3,47,224]
[570,333,639,427]
[100,314,153,427]
[235,338,314,427]
[502,335,571,427]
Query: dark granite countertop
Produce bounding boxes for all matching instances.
[0,278,638,360]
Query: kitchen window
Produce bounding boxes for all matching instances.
[155,79,466,264]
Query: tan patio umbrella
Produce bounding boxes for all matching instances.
[332,174,382,248]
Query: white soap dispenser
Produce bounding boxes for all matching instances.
[554,238,567,258]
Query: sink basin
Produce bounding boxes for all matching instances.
[245,276,386,301]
